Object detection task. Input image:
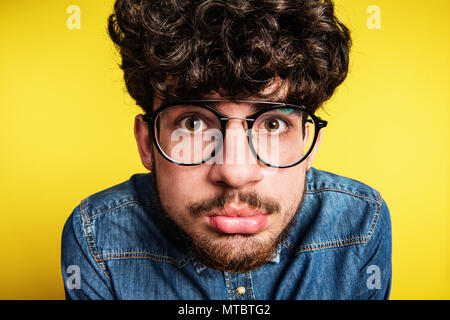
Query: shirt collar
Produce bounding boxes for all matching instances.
[192,243,282,274]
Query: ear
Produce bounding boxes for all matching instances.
[134,114,154,172]
[306,130,323,170]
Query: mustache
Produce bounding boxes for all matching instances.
[188,191,281,217]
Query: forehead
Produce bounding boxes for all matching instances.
[152,78,290,112]
[154,90,290,116]
[162,99,291,115]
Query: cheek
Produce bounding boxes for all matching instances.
[264,166,306,217]
[155,160,206,213]
[262,165,306,194]
[155,164,212,235]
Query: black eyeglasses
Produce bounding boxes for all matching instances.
[142,100,327,168]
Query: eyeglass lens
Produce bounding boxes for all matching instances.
[153,104,316,167]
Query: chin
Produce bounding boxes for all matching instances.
[189,230,281,273]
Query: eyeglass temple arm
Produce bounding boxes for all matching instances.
[142,114,152,122]
[307,118,328,128]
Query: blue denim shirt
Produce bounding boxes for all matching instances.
[61,167,392,300]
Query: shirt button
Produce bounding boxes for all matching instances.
[236,286,246,296]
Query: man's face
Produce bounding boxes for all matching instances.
[135,91,322,273]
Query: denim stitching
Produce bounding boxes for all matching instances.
[283,236,370,254]
[296,239,369,254]
[225,273,234,300]
[295,236,369,255]
[101,255,175,264]
[90,200,141,219]
[367,190,383,239]
[101,251,177,260]
[101,253,176,263]
[245,273,252,300]
[302,235,369,247]
[80,200,112,282]
[282,239,293,249]
[98,251,190,268]
[306,188,381,205]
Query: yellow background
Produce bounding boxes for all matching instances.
[0,0,448,299]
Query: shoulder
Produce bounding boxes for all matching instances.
[80,173,155,217]
[63,173,154,243]
[286,167,391,253]
[62,173,185,263]
[306,167,382,202]
[72,174,157,242]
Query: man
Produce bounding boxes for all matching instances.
[61,0,392,299]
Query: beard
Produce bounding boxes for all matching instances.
[186,188,305,273]
[149,156,306,273]
[187,212,300,273]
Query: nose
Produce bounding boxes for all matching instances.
[207,119,264,189]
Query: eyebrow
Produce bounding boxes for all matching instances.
[157,98,292,116]
[193,99,288,113]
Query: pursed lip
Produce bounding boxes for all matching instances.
[205,203,268,234]
[207,203,266,217]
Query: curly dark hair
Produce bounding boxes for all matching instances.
[108,0,351,114]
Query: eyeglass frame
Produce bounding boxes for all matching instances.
[142,99,328,169]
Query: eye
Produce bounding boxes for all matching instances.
[262,117,287,133]
[179,115,207,132]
